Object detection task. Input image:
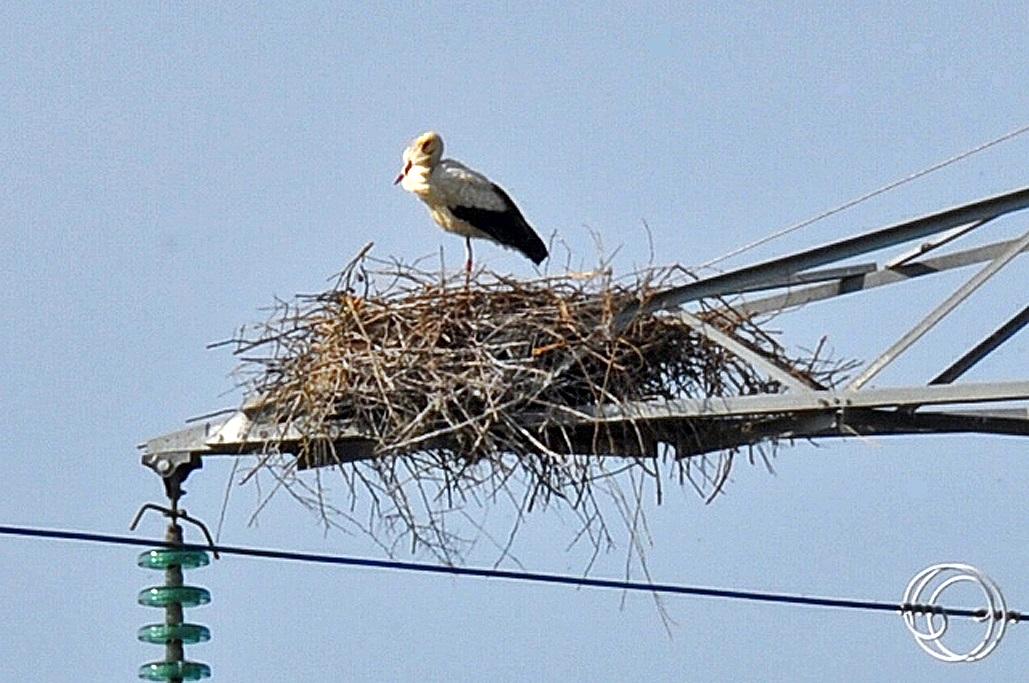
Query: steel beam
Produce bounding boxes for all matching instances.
[794,263,878,283]
[929,305,1029,385]
[583,381,1029,422]
[885,217,993,267]
[665,408,1029,455]
[140,411,372,463]
[677,311,817,391]
[735,238,1029,317]
[851,409,1029,437]
[699,263,881,297]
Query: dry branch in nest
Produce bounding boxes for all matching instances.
[226,247,854,562]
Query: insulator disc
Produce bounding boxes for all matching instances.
[137,623,211,645]
[137,585,211,609]
[138,660,211,681]
[137,548,210,570]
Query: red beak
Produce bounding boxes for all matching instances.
[393,171,404,185]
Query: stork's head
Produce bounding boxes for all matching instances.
[394,131,444,186]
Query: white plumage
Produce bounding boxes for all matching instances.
[394,131,548,271]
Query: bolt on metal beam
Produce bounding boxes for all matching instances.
[885,217,994,268]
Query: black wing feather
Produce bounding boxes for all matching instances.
[449,184,548,265]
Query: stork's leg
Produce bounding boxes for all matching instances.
[464,237,473,274]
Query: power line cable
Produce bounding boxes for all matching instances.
[699,121,1029,269]
[1,524,1023,622]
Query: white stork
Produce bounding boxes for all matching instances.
[394,131,548,272]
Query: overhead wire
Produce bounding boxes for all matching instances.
[699,121,1029,269]
[0,524,1024,623]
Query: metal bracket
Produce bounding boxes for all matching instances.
[141,451,203,501]
[134,449,219,558]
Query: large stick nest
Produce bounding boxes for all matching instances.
[227,247,853,559]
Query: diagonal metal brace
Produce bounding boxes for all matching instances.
[929,304,1029,385]
[677,311,816,391]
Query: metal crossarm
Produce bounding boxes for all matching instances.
[140,381,1028,467]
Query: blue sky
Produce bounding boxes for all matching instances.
[1,3,1027,681]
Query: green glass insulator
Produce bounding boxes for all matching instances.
[137,548,210,570]
[137,623,211,645]
[137,585,211,608]
[138,660,211,681]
